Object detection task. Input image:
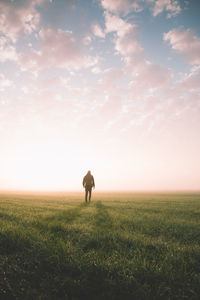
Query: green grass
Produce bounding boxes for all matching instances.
[0,192,200,299]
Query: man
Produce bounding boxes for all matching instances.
[82,170,95,203]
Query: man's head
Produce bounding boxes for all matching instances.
[87,170,91,175]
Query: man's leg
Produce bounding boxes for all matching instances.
[88,187,92,202]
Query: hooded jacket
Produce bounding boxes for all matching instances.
[83,173,95,188]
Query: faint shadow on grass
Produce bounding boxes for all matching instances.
[0,203,88,240]
[43,202,87,223]
[93,201,113,230]
[0,203,87,225]
[0,203,88,254]
[81,201,115,253]
[33,203,88,235]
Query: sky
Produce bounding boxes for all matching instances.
[0,0,200,191]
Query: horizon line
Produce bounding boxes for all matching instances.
[0,189,200,194]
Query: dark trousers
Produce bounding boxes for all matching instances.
[85,186,92,202]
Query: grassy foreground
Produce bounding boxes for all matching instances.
[0,192,200,300]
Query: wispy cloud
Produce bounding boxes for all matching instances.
[150,0,181,18]
[92,23,105,38]
[164,28,200,65]
[18,28,98,73]
[101,0,181,17]
[0,73,13,91]
[0,0,40,42]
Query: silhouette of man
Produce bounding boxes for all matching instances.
[83,170,95,203]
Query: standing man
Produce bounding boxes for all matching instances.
[82,170,95,203]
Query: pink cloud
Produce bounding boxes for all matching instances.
[104,12,144,67]
[82,36,92,45]
[150,0,181,18]
[0,0,40,42]
[129,63,172,97]
[100,94,122,120]
[40,76,70,89]
[187,91,200,107]
[0,44,17,62]
[104,12,172,96]
[101,0,132,13]
[98,68,124,94]
[101,0,181,17]
[105,12,138,38]
[0,36,17,62]
[91,67,102,74]
[92,24,105,38]
[21,85,38,95]
[103,68,124,79]
[164,28,200,65]
[180,66,200,91]
[121,90,198,135]
[140,63,173,88]
[0,36,7,47]
[101,0,143,14]
[0,73,13,91]
[18,28,98,72]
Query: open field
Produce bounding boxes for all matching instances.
[0,192,200,300]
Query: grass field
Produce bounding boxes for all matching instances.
[0,192,200,300]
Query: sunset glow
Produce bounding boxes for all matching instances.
[0,0,200,191]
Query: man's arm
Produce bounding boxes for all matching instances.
[82,176,85,187]
[92,176,95,188]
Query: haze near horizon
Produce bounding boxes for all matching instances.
[0,0,200,191]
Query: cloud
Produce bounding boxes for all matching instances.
[0,73,13,91]
[82,36,92,45]
[129,62,173,97]
[21,85,38,95]
[105,12,138,38]
[100,94,122,121]
[0,45,17,63]
[179,66,200,91]
[150,0,181,18]
[92,24,105,38]
[18,28,98,72]
[101,0,132,14]
[103,68,124,79]
[104,12,172,96]
[0,35,17,62]
[101,0,143,14]
[98,68,124,94]
[39,76,70,89]
[101,0,181,17]
[164,28,200,65]
[91,67,102,74]
[104,12,144,66]
[0,0,40,42]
